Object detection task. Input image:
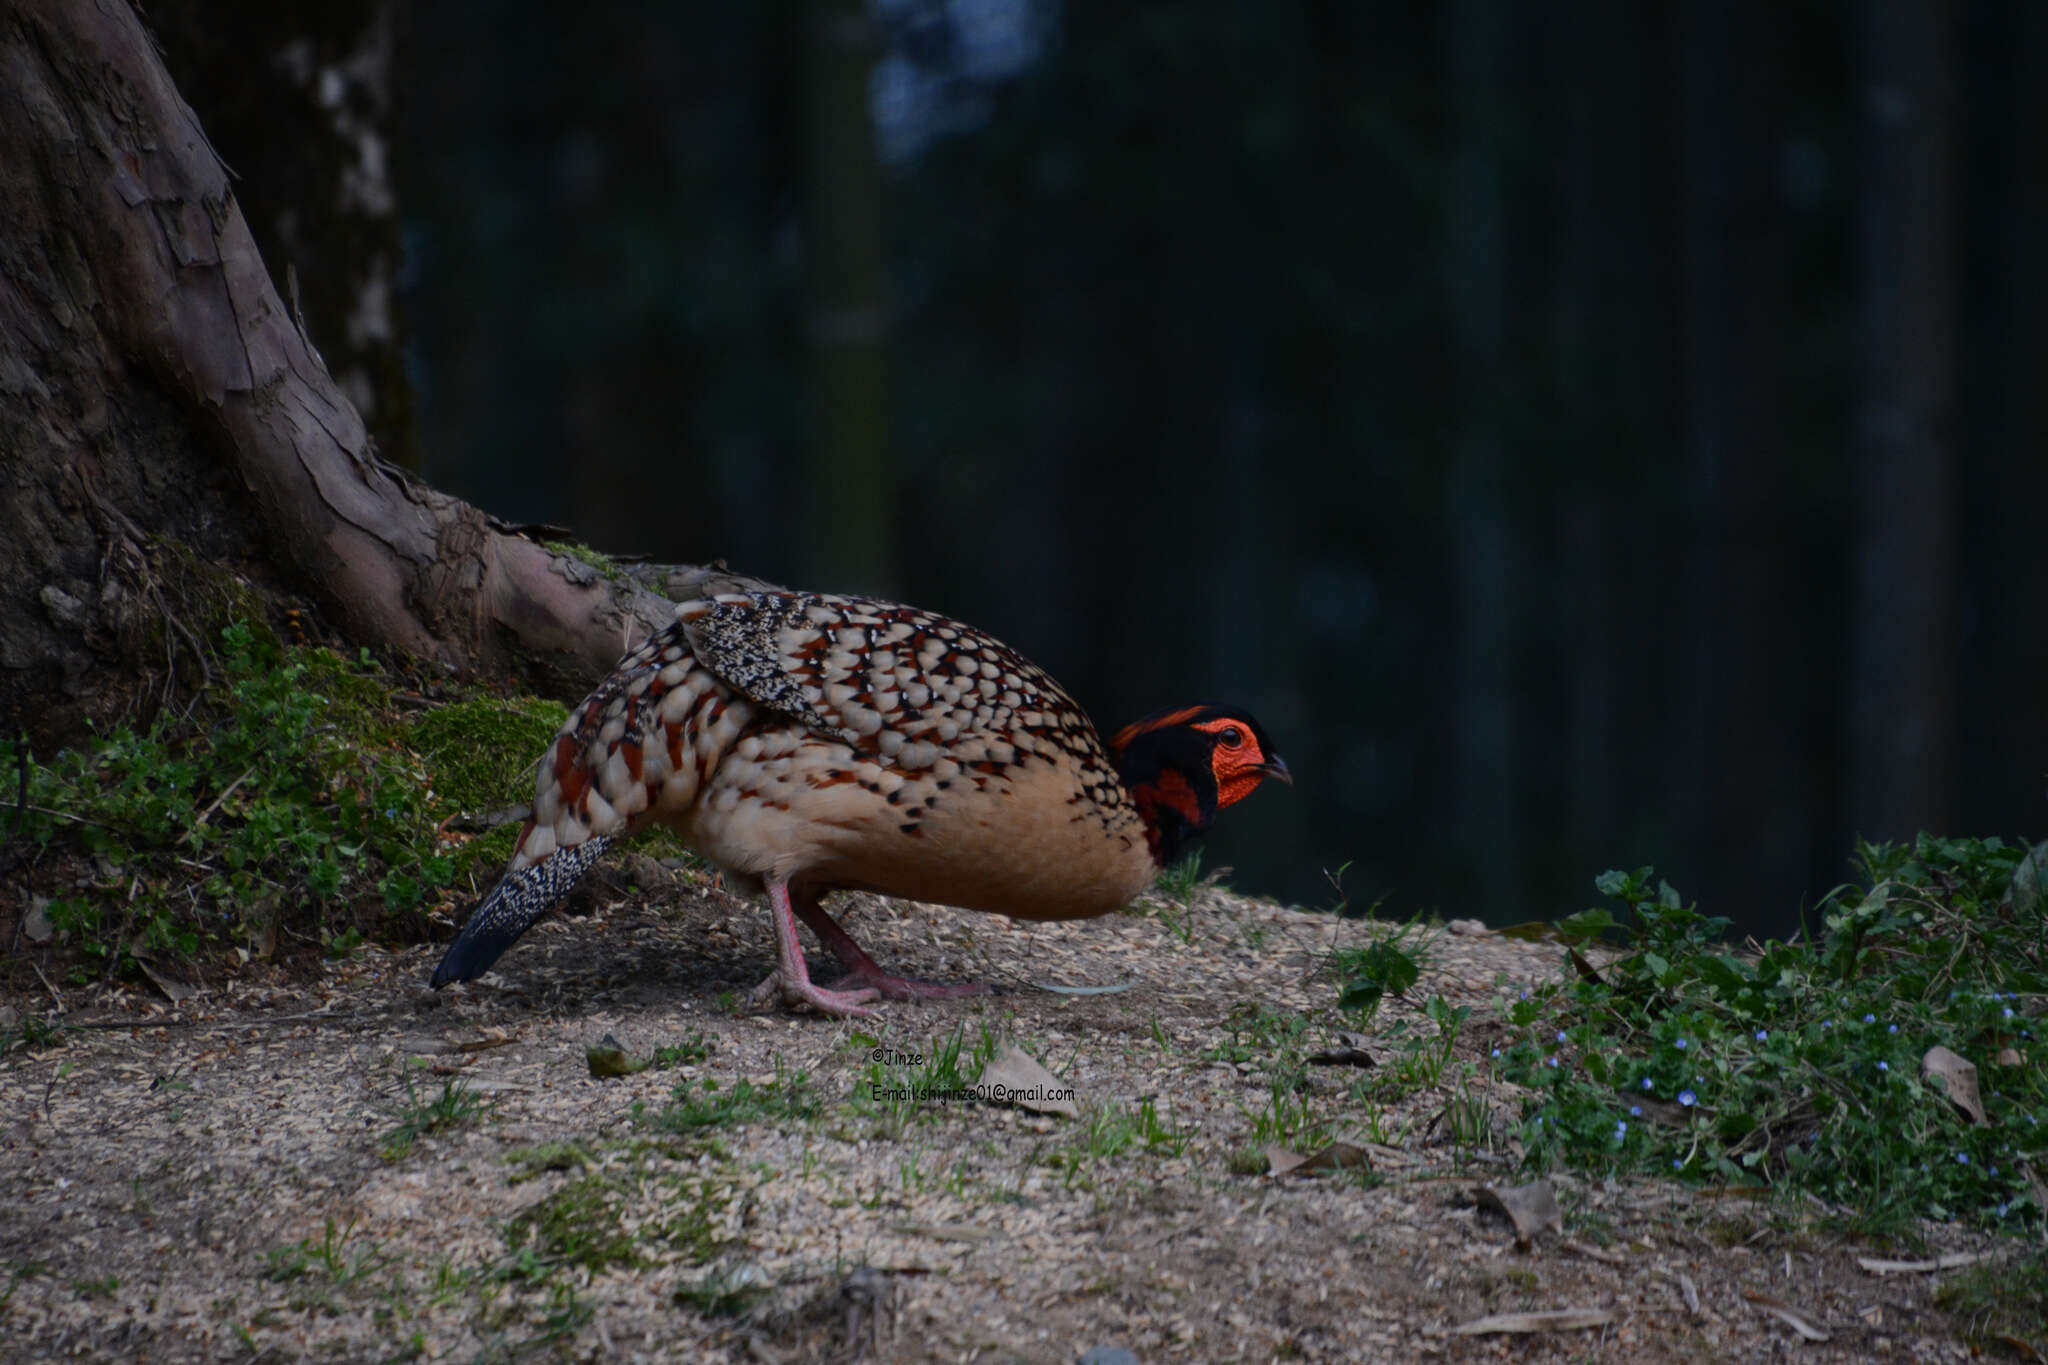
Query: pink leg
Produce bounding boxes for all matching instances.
[748,877,879,1018]
[792,890,990,1002]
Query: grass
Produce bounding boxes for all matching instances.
[380,1073,491,1161]
[1933,1249,2048,1356]
[263,1220,393,1288]
[1486,838,2046,1236]
[849,1021,1003,1136]
[639,1062,819,1134]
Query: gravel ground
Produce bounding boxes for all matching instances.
[0,866,2012,1362]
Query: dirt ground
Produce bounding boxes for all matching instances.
[0,868,2017,1363]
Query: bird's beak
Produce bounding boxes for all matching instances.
[1256,756,1293,785]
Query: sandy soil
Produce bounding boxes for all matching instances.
[0,866,2010,1362]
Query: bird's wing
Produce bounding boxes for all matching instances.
[678,590,1108,770]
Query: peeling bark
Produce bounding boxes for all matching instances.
[0,0,689,745]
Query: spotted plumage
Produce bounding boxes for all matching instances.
[430,578,1288,1016]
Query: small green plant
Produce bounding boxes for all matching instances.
[1332,922,1427,1022]
[675,1263,772,1318]
[69,1274,120,1300]
[651,1028,715,1068]
[1379,995,1470,1092]
[850,1022,1003,1136]
[1933,1248,2048,1357]
[1152,851,1208,942]
[12,1016,61,1052]
[262,1220,393,1287]
[644,1063,818,1133]
[381,1074,490,1160]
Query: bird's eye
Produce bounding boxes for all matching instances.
[1220,726,1244,747]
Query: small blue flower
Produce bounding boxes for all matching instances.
[1490,1047,1501,1058]
[1821,1019,1833,1029]
[1672,1158,1683,1169]
[1754,1030,1768,1042]
[1641,1078,1654,1090]
[1630,1105,1642,1117]
[1546,1056,1560,1069]
[1888,1024,1899,1035]
[1557,1030,1569,1043]
[2004,1007,2016,1020]
[1956,1153,1969,1165]
[1878,1061,1890,1072]
[1615,1121,1628,1138]
[1675,1038,1688,1050]
[1678,1090,1697,1107]
[1864,1014,1876,1024]
[1520,989,1530,1000]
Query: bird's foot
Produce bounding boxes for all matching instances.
[823,968,991,1002]
[748,968,879,1018]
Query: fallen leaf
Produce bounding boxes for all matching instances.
[1262,1142,1374,1176]
[1745,1291,1830,1341]
[1920,1045,1986,1124]
[893,1222,1000,1243]
[1447,1308,1613,1335]
[586,1032,649,1078]
[2011,839,2047,915]
[1307,1032,1376,1067]
[22,897,53,943]
[978,1043,1078,1115]
[1472,1179,1563,1247]
[1997,1047,2023,1067]
[134,958,197,1003]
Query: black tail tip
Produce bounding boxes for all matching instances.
[428,930,503,989]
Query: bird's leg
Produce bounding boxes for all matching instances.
[791,889,991,1002]
[750,876,879,1017]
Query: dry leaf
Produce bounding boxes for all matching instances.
[1307,1032,1376,1067]
[978,1043,1078,1115]
[135,958,197,1003]
[1997,1047,2023,1067]
[893,1222,1000,1243]
[1920,1045,1986,1125]
[1745,1290,1830,1341]
[1264,1141,1372,1177]
[22,896,54,943]
[1472,1179,1563,1247]
[1447,1308,1613,1335]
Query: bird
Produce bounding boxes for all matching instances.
[429,569,1289,1017]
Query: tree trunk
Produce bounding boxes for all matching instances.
[796,0,896,595]
[1671,0,1815,921]
[0,0,687,748]
[1842,0,1961,844]
[1443,0,1522,916]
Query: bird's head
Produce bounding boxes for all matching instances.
[1107,703,1291,865]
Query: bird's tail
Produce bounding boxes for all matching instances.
[429,834,613,987]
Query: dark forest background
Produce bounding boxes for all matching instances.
[151,0,2047,934]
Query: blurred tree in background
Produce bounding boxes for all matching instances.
[155,0,2047,931]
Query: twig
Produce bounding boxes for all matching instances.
[16,802,137,836]
[191,765,258,831]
